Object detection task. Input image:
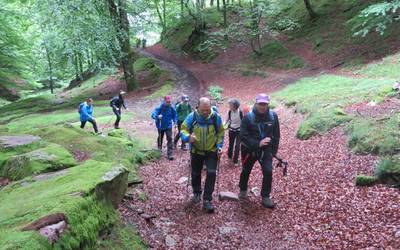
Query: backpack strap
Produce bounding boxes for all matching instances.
[240,110,243,120]
[228,110,231,121]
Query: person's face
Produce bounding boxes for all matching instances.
[256,102,268,113]
[198,102,211,117]
[165,99,171,106]
[229,103,236,111]
[87,99,93,105]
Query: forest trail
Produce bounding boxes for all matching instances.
[117,43,400,249]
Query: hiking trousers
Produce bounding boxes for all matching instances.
[158,128,173,157]
[239,151,273,198]
[228,129,241,163]
[80,119,98,133]
[112,107,121,128]
[173,121,186,148]
[191,151,218,201]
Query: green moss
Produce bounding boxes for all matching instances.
[296,108,351,140]
[356,53,400,79]
[144,81,174,100]
[97,222,147,250]
[355,175,378,186]
[1,143,77,181]
[0,160,119,249]
[347,115,400,155]
[375,157,400,186]
[133,58,156,72]
[255,41,304,69]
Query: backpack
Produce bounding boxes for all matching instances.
[228,109,243,121]
[189,111,219,135]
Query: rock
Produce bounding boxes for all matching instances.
[39,220,68,244]
[175,177,188,184]
[165,234,176,248]
[95,164,129,208]
[367,101,376,106]
[395,230,400,238]
[218,226,237,235]
[136,209,145,214]
[2,144,76,181]
[0,177,9,188]
[218,191,239,201]
[128,179,143,186]
[0,135,41,149]
[22,213,68,231]
[393,81,400,90]
[140,213,156,220]
[32,169,69,182]
[251,187,260,196]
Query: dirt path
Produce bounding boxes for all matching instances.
[118,46,400,249]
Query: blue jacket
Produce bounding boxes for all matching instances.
[79,102,94,122]
[151,102,177,130]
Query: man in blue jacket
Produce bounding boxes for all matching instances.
[79,98,99,134]
[151,95,177,160]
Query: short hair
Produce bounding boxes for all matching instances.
[228,98,240,109]
[87,98,93,102]
[198,97,211,107]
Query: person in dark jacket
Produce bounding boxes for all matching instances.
[238,93,280,208]
[151,95,177,160]
[79,98,99,134]
[174,94,192,150]
[110,90,128,129]
[225,98,243,166]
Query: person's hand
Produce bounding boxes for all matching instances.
[217,148,223,155]
[259,137,271,147]
[158,114,163,119]
[189,134,197,143]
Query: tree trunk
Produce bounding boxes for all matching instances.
[222,0,228,40]
[304,0,317,20]
[217,0,220,11]
[108,0,138,90]
[210,0,214,7]
[181,0,184,15]
[44,45,54,94]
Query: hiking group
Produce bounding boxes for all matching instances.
[151,93,280,213]
[78,91,281,214]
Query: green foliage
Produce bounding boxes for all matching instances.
[97,222,147,250]
[208,85,224,101]
[349,0,400,37]
[375,157,400,186]
[134,58,156,72]
[355,175,378,186]
[256,41,304,69]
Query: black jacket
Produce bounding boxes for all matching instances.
[110,94,126,110]
[240,107,280,156]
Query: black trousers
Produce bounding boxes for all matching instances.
[80,119,98,133]
[228,129,241,163]
[191,152,218,201]
[112,107,121,127]
[158,128,173,157]
[173,121,185,148]
[239,151,273,198]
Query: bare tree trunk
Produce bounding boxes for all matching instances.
[210,0,214,6]
[222,0,227,40]
[217,0,220,11]
[44,45,54,94]
[304,0,317,20]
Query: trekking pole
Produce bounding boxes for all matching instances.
[273,155,288,176]
[215,152,221,197]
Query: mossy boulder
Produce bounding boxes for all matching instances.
[0,160,128,249]
[1,143,77,181]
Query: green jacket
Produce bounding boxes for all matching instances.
[181,110,225,155]
[176,102,192,122]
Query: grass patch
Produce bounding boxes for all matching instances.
[346,115,400,155]
[255,41,304,69]
[97,222,147,249]
[355,53,400,79]
[144,81,174,100]
[134,58,156,72]
[375,157,400,187]
[355,175,378,186]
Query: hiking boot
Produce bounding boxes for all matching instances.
[191,193,201,204]
[203,200,214,213]
[262,196,275,209]
[233,161,240,167]
[168,155,174,161]
[114,126,120,129]
[238,190,247,199]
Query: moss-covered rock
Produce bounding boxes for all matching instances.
[375,157,400,186]
[0,160,128,249]
[355,175,378,186]
[1,143,77,181]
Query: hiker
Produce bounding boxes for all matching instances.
[110,90,128,129]
[174,95,192,150]
[79,98,99,134]
[225,98,243,166]
[151,95,177,160]
[181,97,225,213]
[239,93,280,209]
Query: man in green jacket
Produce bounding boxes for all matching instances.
[174,95,192,150]
[181,97,224,213]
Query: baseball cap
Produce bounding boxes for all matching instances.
[256,93,270,104]
[181,95,189,101]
